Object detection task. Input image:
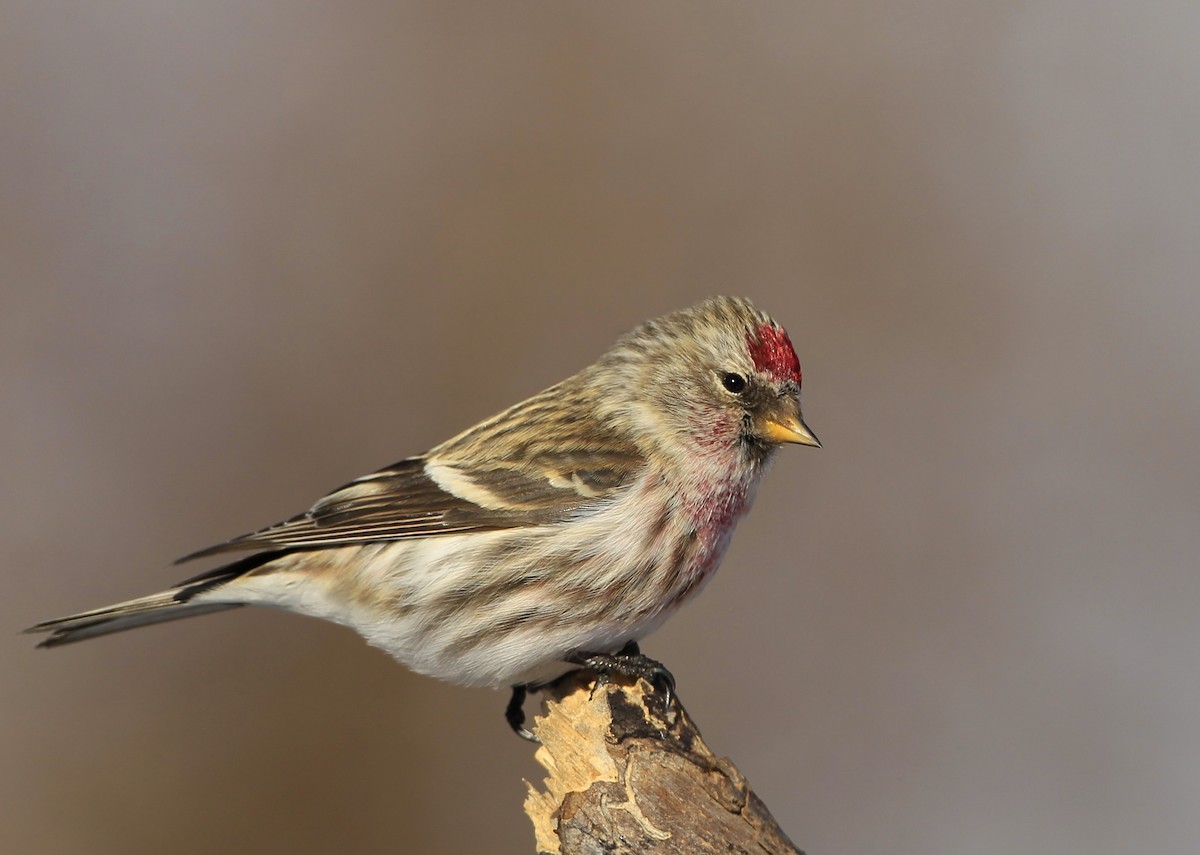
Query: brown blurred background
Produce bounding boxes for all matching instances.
[4,2,1198,853]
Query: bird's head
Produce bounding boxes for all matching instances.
[595,296,820,460]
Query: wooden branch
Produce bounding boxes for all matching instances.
[523,672,804,854]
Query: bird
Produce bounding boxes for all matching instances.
[27,296,820,738]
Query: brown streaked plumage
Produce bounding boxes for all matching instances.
[28,296,819,694]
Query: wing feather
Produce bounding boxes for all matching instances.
[176,446,642,562]
[178,379,645,563]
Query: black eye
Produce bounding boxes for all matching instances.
[721,372,747,393]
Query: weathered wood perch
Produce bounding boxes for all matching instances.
[523,672,804,854]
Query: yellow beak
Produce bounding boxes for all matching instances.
[760,402,822,447]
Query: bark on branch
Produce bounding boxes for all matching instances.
[523,672,804,854]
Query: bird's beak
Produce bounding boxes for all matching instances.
[759,398,822,448]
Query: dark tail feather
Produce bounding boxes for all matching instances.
[26,551,282,648]
[25,597,242,648]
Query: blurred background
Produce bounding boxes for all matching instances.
[3,2,1198,853]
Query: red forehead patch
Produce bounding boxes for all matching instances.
[746,323,802,384]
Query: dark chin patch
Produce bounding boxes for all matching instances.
[746,324,802,385]
[738,414,771,457]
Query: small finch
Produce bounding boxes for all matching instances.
[28,296,819,736]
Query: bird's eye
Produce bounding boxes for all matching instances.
[721,372,747,394]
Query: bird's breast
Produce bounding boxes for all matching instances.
[652,462,763,611]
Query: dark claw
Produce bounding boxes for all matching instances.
[504,643,676,742]
[505,684,539,743]
[651,664,676,708]
[566,643,676,708]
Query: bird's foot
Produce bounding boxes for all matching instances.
[504,642,676,742]
[506,684,539,743]
[567,640,676,707]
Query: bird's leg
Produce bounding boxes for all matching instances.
[505,684,539,743]
[566,640,676,707]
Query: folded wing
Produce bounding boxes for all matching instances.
[176,447,643,563]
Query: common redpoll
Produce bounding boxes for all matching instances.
[28,296,819,735]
